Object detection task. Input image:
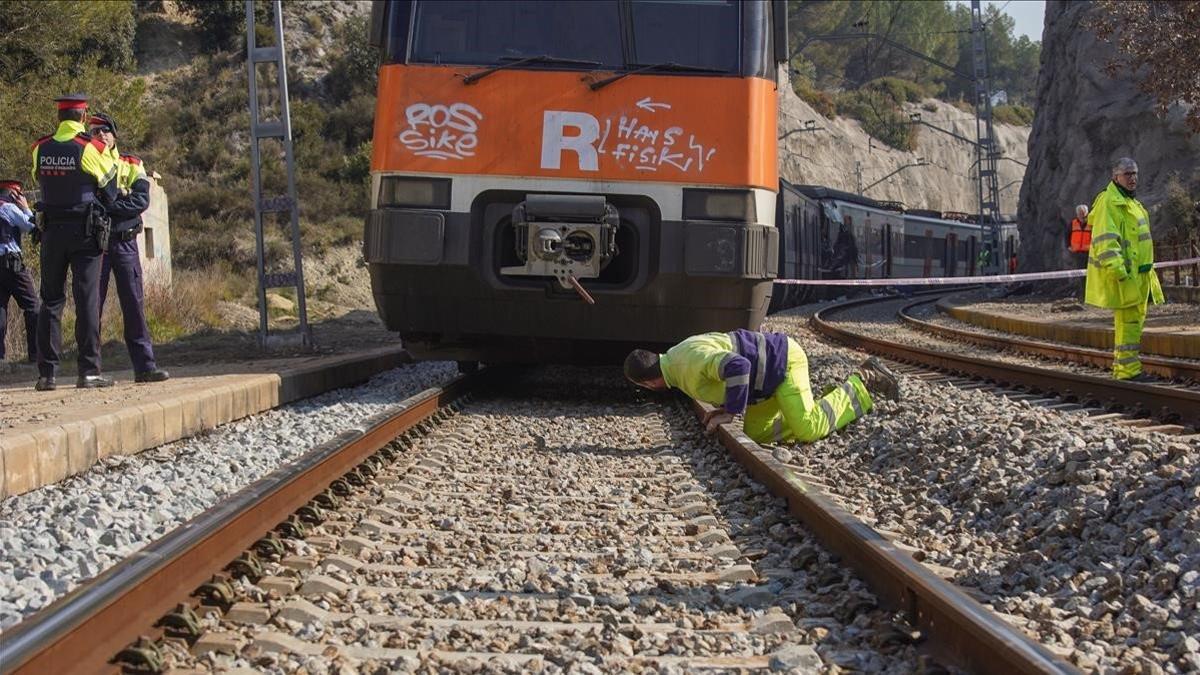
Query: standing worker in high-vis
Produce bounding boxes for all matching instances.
[30,94,119,391]
[624,330,900,444]
[1085,157,1165,382]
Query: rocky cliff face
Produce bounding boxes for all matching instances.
[778,81,1030,214]
[1016,0,1200,271]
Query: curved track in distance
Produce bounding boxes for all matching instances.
[813,295,1199,432]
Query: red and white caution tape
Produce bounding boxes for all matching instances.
[772,257,1200,286]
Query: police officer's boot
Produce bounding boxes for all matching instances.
[77,375,115,389]
[857,357,901,402]
[35,376,56,391]
[135,369,170,383]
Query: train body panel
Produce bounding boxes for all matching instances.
[365,0,785,363]
[769,179,1020,311]
[363,1,1020,359]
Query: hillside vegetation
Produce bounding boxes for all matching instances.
[0,1,375,357]
[0,1,374,271]
[786,0,1039,149]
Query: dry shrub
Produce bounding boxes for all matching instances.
[2,264,247,363]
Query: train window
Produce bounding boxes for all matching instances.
[904,235,923,259]
[630,1,741,73]
[410,1,623,67]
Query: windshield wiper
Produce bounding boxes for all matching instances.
[589,62,726,91]
[463,55,602,85]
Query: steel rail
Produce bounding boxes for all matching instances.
[812,295,1200,427]
[897,297,1200,383]
[691,399,1078,674]
[0,373,482,675]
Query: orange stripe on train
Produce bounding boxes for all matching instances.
[371,65,778,190]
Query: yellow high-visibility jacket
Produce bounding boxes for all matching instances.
[1084,181,1164,309]
[658,332,736,408]
[30,120,117,187]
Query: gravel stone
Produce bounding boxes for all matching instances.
[765,300,1200,672]
[0,362,456,630]
[770,644,823,671]
[157,368,922,672]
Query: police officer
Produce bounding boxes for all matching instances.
[88,113,169,383]
[30,94,119,390]
[0,180,39,364]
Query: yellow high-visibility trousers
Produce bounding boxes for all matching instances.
[1112,296,1148,379]
[742,340,874,444]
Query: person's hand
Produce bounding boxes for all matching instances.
[704,412,734,435]
[14,193,29,212]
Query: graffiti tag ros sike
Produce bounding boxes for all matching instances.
[399,102,484,160]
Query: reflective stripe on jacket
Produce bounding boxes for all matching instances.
[1084,181,1164,309]
[107,149,151,234]
[659,330,790,415]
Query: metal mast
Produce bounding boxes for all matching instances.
[245,0,314,349]
[971,0,1002,272]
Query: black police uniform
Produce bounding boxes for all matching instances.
[32,95,119,388]
[0,189,39,363]
[89,112,166,382]
[100,158,168,380]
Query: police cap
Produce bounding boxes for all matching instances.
[89,112,117,136]
[54,93,89,111]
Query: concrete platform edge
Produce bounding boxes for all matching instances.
[937,297,1198,359]
[1,346,410,499]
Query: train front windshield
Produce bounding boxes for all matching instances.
[391,0,750,74]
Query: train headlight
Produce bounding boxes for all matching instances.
[682,189,756,222]
[378,176,451,209]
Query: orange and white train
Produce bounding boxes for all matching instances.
[364,0,787,365]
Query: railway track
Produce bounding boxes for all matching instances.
[901,296,1200,384]
[813,295,1199,434]
[0,368,1075,674]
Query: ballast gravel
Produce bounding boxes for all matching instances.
[766,302,1200,673]
[0,361,457,631]
[161,368,918,673]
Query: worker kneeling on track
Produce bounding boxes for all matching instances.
[624,330,900,444]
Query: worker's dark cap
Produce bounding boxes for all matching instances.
[0,180,22,192]
[54,93,89,111]
[88,112,117,135]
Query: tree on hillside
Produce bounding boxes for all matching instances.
[943,4,1039,106]
[857,0,959,93]
[787,0,1040,108]
[1090,1,1200,134]
[176,0,245,52]
[0,1,134,74]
